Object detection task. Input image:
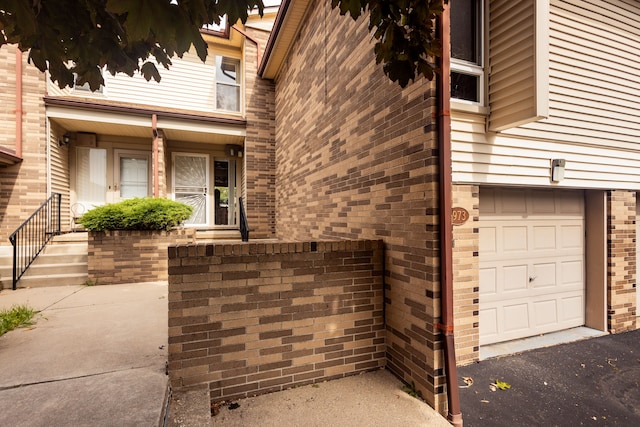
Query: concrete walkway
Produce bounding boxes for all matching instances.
[0,282,169,427]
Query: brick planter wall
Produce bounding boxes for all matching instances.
[167,239,385,404]
[88,228,196,285]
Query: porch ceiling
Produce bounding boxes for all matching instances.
[47,104,246,145]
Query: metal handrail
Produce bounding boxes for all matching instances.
[239,197,249,242]
[8,193,62,290]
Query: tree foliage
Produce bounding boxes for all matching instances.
[0,0,445,90]
[332,0,445,87]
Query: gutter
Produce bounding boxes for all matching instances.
[231,25,262,67]
[436,2,463,426]
[43,97,247,126]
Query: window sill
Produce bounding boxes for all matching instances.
[451,100,489,115]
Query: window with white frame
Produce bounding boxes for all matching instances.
[216,56,241,112]
[450,0,483,103]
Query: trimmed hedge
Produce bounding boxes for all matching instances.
[78,198,193,231]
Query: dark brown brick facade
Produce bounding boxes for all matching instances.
[88,229,196,285]
[243,29,277,239]
[607,190,637,332]
[167,239,385,404]
[271,3,445,411]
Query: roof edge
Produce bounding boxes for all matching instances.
[0,145,22,166]
[258,0,295,79]
[44,97,247,127]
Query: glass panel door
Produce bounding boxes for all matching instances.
[214,160,236,226]
[114,150,151,200]
[173,153,209,226]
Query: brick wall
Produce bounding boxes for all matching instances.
[87,229,196,285]
[607,190,637,332]
[168,239,385,404]
[271,3,444,412]
[451,185,479,365]
[243,28,276,239]
[0,48,48,242]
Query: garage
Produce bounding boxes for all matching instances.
[479,188,585,345]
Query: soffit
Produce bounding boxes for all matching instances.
[46,105,246,145]
[260,0,312,79]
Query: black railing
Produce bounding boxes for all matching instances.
[9,193,62,290]
[239,197,249,242]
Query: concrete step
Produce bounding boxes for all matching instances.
[195,228,242,241]
[0,240,88,289]
[15,273,89,288]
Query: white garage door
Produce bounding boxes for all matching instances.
[479,188,585,346]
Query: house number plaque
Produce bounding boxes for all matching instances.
[451,207,469,225]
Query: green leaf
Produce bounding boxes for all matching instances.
[494,380,511,390]
[141,61,161,83]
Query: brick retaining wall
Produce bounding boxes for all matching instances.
[167,239,385,404]
[87,229,196,285]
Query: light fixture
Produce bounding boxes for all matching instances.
[59,133,71,146]
[551,159,565,182]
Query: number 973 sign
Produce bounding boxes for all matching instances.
[451,207,469,226]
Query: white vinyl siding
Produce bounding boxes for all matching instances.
[452,0,640,189]
[47,49,242,116]
[49,122,71,230]
[488,0,549,131]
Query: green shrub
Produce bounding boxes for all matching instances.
[78,198,193,231]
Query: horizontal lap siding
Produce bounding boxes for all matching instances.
[453,0,640,189]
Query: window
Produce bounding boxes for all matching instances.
[450,0,483,103]
[216,56,241,112]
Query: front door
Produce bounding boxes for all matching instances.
[173,153,209,226]
[115,150,151,200]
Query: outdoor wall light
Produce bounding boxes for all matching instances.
[551,159,566,182]
[59,133,72,146]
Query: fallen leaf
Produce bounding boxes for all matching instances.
[492,379,511,390]
[460,377,474,388]
[481,399,490,403]
[489,384,497,392]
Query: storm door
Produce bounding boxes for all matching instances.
[173,153,209,226]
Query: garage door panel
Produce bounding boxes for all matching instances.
[560,225,583,249]
[531,263,556,288]
[479,308,499,341]
[503,226,528,252]
[561,260,583,286]
[532,226,556,250]
[561,295,584,322]
[503,303,530,332]
[479,268,497,295]
[479,227,497,254]
[531,190,556,213]
[479,188,585,346]
[533,300,558,326]
[503,265,529,292]
[501,190,527,213]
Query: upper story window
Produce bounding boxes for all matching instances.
[216,56,241,112]
[451,0,483,104]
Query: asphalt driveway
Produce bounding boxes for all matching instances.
[458,329,640,426]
